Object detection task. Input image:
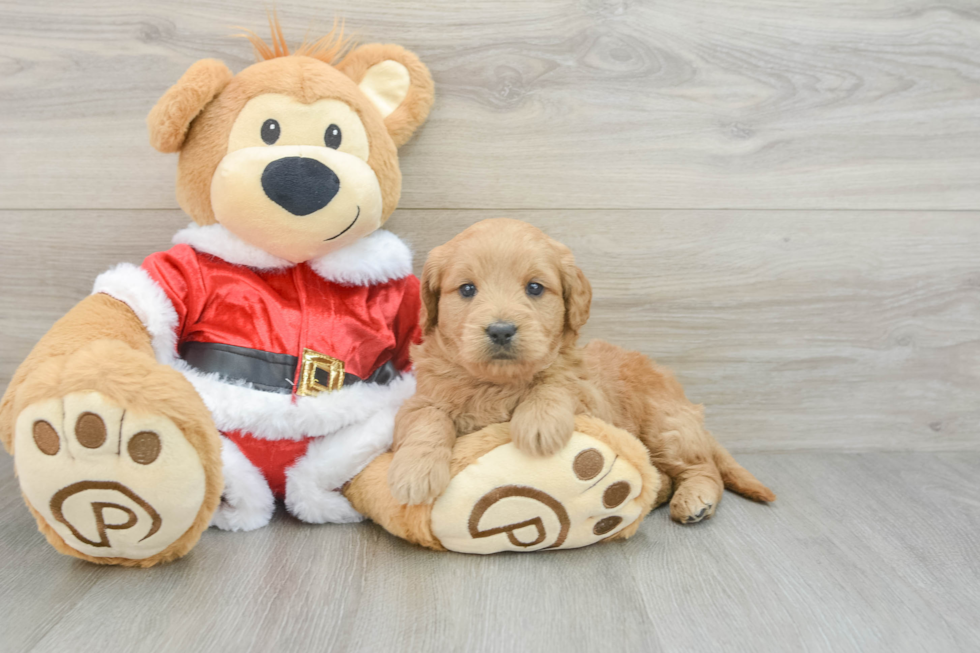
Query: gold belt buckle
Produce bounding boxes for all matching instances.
[296,348,345,396]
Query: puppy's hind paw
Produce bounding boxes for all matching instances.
[669,481,721,524]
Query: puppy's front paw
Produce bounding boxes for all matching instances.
[510,404,575,457]
[388,447,452,505]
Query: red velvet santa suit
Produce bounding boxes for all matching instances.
[91,223,420,531]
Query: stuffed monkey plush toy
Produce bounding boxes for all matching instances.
[0,23,668,566]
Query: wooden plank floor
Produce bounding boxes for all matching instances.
[1,1,979,652]
[2,451,979,653]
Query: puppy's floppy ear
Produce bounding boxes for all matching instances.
[559,248,592,337]
[420,245,446,336]
[147,59,233,153]
[338,44,435,147]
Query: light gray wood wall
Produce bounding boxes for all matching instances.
[1,1,978,452]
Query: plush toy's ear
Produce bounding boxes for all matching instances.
[147,59,233,153]
[338,44,435,147]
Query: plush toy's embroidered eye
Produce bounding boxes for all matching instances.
[261,119,280,145]
[324,124,342,149]
[526,282,544,296]
[459,283,477,298]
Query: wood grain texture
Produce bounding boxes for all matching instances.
[1,1,980,210]
[2,208,977,452]
[1,451,978,653]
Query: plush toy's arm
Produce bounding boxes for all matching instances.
[0,294,152,453]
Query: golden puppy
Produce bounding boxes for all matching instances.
[388,218,775,523]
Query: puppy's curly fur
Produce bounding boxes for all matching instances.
[389,218,775,522]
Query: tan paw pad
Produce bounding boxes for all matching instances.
[431,432,655,554]
[14,392,206,560]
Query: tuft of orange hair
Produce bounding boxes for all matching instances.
[236,11,355,66]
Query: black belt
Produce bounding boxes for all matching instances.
[179,341,399,395]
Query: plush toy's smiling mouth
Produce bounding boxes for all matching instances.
[324,206,360,241]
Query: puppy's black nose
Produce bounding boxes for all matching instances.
[486,322,517,346]
[261,157,340,216]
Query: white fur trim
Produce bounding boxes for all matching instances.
[172,223,413,286]
[308,229,413,285]
[173,223,292,270]
[285,405,398,523]
[172,360,416,440]
[92,263,179,364]
[210,437,275,532]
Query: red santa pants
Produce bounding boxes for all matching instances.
[223,430,316,498]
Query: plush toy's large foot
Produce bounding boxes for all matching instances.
[432,431,653,553]
[10,341,222,567]
[346,415,671,553]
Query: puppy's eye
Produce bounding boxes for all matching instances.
[459,283,477,298]
[261,119,280,145]
[526,282,545,297]
[324,124,342,149]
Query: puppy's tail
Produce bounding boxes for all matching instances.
[714,446,776,502]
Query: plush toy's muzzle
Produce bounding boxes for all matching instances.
[211,141,384,262]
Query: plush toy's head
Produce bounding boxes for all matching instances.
[147,21,434,263]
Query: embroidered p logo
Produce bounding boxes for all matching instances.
[468,485,571,549]
[50,481,163,548]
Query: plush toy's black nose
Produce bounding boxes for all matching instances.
[486,322,517,346]
[261,157,340,216]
